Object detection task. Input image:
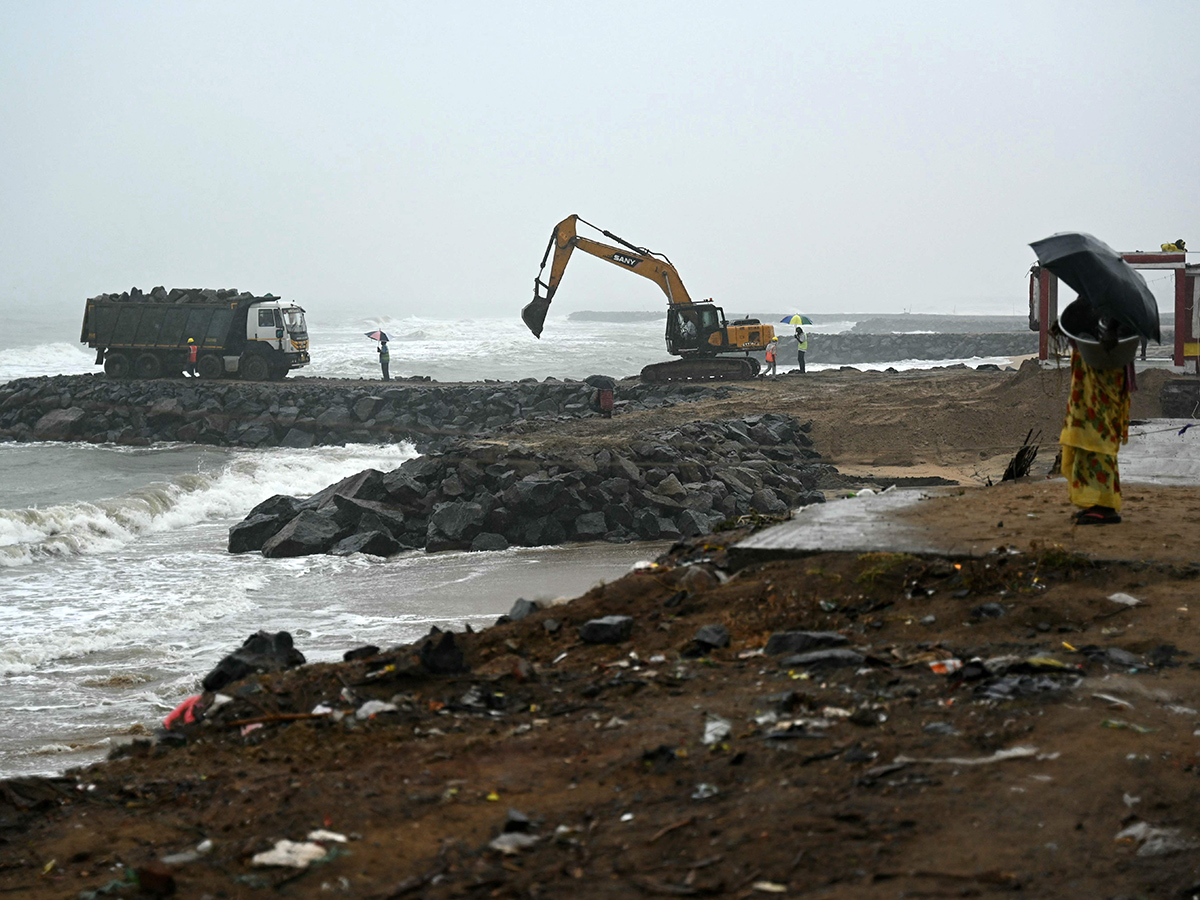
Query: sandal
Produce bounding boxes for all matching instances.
[1074,506,1122,525]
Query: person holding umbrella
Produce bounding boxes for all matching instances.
[1031,232,1160,526]
[781,315,812,374]
[366,330,391,381]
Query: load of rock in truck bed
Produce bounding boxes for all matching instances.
[87,286,281,304]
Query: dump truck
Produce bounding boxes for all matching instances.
[81,287,310,380]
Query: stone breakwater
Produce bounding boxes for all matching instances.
[0,374,734,452]
[228,413,825,556]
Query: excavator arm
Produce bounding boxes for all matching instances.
[522,214,693,338]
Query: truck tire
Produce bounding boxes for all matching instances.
[196,354,223,380]
[241,354,270,381]
[104,352,131,378]
[135,352,163,380]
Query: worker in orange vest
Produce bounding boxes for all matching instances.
[764,337,778,377]
[185,338,198,377]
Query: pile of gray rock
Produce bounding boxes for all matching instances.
[228,413,826,557]
[87,286,274,305]
[0,374,733,451]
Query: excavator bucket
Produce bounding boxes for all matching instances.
[521,291,550,339]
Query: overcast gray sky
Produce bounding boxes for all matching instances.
[2,0,1197,326]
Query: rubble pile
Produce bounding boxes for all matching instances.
[228,413,826,556]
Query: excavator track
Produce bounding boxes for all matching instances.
[639,356,760,383]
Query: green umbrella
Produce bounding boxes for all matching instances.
[780,315,813,326]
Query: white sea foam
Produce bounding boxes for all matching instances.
[0,443,416,567]
[0,342,96,384]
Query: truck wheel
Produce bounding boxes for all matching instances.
[104,352,131,378]
[241,354,270,381]
[135,353,163,379]
[196,354,223,380]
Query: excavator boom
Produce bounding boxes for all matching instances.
[522,215,692,338]
[521,215,773,382]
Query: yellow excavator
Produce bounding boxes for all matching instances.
[521,215,775,381]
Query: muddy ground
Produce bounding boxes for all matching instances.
[3,364,1199,900]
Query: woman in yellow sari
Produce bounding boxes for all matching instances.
[1059,350,1130,524]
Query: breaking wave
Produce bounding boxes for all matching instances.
[0,443,416,568]
[0,342,96,384]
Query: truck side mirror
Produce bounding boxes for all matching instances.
[276,327,285,338]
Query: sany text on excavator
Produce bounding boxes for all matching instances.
[521,215,774,382]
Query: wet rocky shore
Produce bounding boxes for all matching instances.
[229,413,826,556]
[0,374,735,452]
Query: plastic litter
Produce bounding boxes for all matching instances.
[161,838,214,866]
[308,829,348,843]
[356,700,398,720]
[929,659,963,675]
[251,840,328,868]
[1093,693,1134,709]
[702,714,732,745]
[1108,592,1142,607]
[1115,821,1200,856]
[894,745,1040,766]
[240,722,263,737]
[163,695,202,730]
[691,783,720,800]
[752,883,788,894]
[489,832,539,855]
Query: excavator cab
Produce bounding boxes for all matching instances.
[666,302,725,356]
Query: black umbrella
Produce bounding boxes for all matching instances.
[1029,232,1160,343]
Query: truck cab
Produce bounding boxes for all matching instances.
[242,301,310,375]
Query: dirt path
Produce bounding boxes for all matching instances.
[525,362,1170,485]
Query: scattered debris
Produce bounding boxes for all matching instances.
[764,630,848,655]
[489,832,539,855]
[1108,592,1142,607]
[1115,821,1200,857]
[578,615,635,644]
[203,630,306,692]
[702,714,732,745]
[894,746,1041,766]
[251,840,329,869]
[356,700,398,720]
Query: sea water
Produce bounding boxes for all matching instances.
[0,312,1020,778]
[0,440,664,777]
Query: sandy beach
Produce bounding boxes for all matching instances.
[4,363,1199,900]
